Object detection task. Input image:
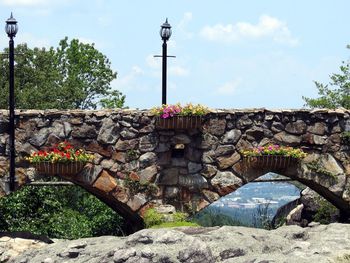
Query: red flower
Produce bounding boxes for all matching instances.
[53,148,59,153]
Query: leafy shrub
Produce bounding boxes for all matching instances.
[143,208,197,229]
[0,184,125,239]
[313,198,338,224]
[144,208,163,228]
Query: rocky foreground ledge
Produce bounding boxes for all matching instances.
[2,223,350,263]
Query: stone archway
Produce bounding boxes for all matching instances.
[0,108,349,232]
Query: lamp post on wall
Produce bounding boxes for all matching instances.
[154,18,175,105]
[5,13,18,192]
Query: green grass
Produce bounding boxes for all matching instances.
[150,221,200,228]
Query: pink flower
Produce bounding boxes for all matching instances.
[161,113,169,119]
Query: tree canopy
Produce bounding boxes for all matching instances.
[0,184,125,239]
[303,47,350,109]
[0,37,125,110]
[0,38,127,238]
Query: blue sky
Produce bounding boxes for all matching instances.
[0,0,349,110]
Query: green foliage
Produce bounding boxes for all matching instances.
[143,208,195,229]
[124,176,158,196]
[191,207,243,227]
[151,221,200,228]
[0,185,125,239]
[173,211,188,222]
[144,208,164,228]
[313,198,338,224]
[0,38,125,110]
[303,49,350,109]
[99,90,126,109]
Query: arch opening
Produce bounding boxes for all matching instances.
[193,173,301,228]
[192,172,341,228]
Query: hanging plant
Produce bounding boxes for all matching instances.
[151,103,209,129]
[241,144,307,169]
[25,141,94,176]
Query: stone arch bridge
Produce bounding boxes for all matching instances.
[0,108,349,233]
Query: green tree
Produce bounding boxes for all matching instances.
[99,90,126,109]
[303,49,350,109]
[0,185,125,239]
[0,37,125,110]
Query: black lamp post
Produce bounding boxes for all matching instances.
[5,13,18,192]
[160,18,172,105]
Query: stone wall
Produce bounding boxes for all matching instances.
[0,108,349,229]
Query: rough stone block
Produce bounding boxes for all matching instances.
[127,193,147,211]
[285,120,307,135]
[97,118,120,144]
[200,164,218,178]
[111,185,129,203]
[93,170,118,193]
[160,168,179,185]
[71,124,97,139]
[75,164,102,185]
[274,131,301,146]
[115,139,139,151]
[217,152,241,169]
[139,134,158,152]
[188,162,202,173]
[139,152,157,168]
[206,118,226,136]
[211,171,243,196]
[139,165,158,183]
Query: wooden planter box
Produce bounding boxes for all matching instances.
[156,116,203,129]
[243,155,297,170]
[34,162,86,176]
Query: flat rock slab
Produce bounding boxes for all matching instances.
[8,223,350,263]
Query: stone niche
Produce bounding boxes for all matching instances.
[157,130,207,209]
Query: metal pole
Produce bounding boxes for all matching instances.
[9,37,15,191]
[162,40,167,105]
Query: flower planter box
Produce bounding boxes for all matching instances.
[34,162,86,176]
[243,155,298,170]
[155,116,203,129]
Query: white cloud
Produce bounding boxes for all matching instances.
[146,54,161,69]
[216,79,241,95]
[200,15,299,46]
[16,32,51,48]
[113,66,144,92]
[167,40,177,49]
[146,54,189,77]
[169,66,189,77]
[177,12,193,39]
